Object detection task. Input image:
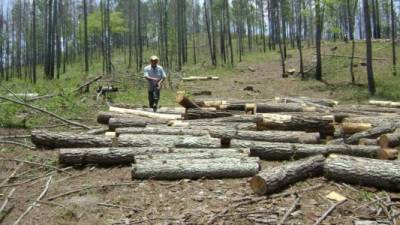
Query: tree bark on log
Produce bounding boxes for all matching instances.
[255,103,316,113]
[167,120,257,130]
[209,129,320,144]
[249,155,325,195]
[59,147,171,166]
[343,116,400,126]
[324,154,400,191]
[334,105,400,114]
[255,114,335,136]
[230,140,398,160]
[341,122,372,134]
[378,128,400,148]
[132,158,260,180]
[97,111,168,125]
[275,96,338,107]
[176,94,201,109]
[109,106,182,120]
[115,127,209,136]
[32,131,222,149]
[344,123,400,144]
[184,109,233,120]
[134,152,249,161]
[109,118,148,130]
[369,100,400,108]
[32,130,114,149]
[359,138,378,146]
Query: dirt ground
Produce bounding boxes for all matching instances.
[1,55,399,225]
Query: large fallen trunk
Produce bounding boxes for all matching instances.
[324,154,400,191]
[32,131,222,149]
[134,151,249,161]
[59,147,171,166]
[275,96,338,107]
[132,158,260,180]
[184,109,233,120]
[115,127,209,136]
[109,118,147,130]
[344,123,400,144]
[167,120,256,130]
[32,130,114,149]
[334,105,400,114]
[176,94,201,109]
[341,122,372,134]
[255,114,335,136]
[343,116,400,126]
[254,103,316,113]
[378,128,400,148]
[369,100,400,108]
[230,140,398,160]
[209,129,320,144]
[249,155,325,195]
[109,106,182,120]
[97,111,167,125]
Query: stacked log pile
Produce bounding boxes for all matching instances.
[30,96,400,193]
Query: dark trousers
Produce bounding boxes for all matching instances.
[148,89,160,108]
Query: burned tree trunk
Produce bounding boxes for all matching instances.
[324,154,400,191]
[249,155,325,195]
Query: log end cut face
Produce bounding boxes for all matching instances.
[249,175,268,195]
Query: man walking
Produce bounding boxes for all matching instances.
[144,56,166,112]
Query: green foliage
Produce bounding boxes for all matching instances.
[82,10,127,39]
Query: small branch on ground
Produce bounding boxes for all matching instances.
[278,196,301,225]
[0,135,31,139]
[0,157,71,175]
[0,141,36,150]
[0,163,24,187]
[97,202,143,212]
[0,96,91,130]
[0,188,16,214]
[12,175,53,225]
[47,182,137,201]
[313,199,347,225]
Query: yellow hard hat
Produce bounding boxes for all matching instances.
[150,55,159,61]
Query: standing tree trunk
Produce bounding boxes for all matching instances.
[363,0,376,95]
[225,0,234,65]
[297,0,304,78]
[390,0,397,76]
[315,0,322,81]
[32,0,37,83]
[210,0,217,66]
[348,0,358,84]
[276,1,286,77]
[83,0,89,73]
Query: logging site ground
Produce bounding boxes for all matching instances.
[1,42,400,225]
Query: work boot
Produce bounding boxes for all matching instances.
[153,105,158,112]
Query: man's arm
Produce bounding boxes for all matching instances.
[144,67,159,81]
[156,68,167,88]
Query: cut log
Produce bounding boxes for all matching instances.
[134,152,249,162]
[209,129,320,144]
[192,90,212,96]
[341,122,372,134]
[109,106,182,120]
[173,136,221,148]
[344,123,400,144]
[176,94,201,109]
[132,158,259,180]
[249,155,325,195]
[170,148,250,155]
[358,138,378,146]
[195,100,228,108]
[59,147,171,166]
[343,116,400,126]
[369,100,400,108]
[255,103,316,113]
[97,111,136,125]
[334,105,400,114]
[115,127,209,136]
[109,118,148,130]
[230,140,398,160]
[182,76,219,81]
[255,114,335,136]
[324,154,400,191]
[378,129,400,148]
[167,120,256,130]
[274,96,337,109]
[184,109,233,120]
[32,130,113,149]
